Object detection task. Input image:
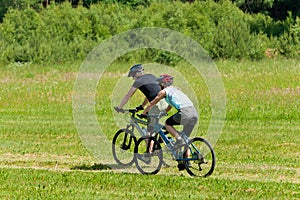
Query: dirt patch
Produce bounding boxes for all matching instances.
[266,87,300,96]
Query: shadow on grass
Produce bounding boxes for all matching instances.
[71,163,134,171]
[71,163,112,171]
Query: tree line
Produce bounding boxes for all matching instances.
[0,0,299,64]
[1,0,299,22]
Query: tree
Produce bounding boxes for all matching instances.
[232,0,300,20]
[269,0,300,20]
[232,0,274,14]
[0,0,44,22]
[43,0,49,8]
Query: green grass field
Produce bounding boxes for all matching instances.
[0,59,299,199]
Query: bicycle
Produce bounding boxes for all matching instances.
[134,112,216,177]
[112,108,148,167]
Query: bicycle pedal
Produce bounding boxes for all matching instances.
[177,163,185,171]
[121,145,129,150]
[162,161,170,167]
[151,150,160,156]
[137,154,151,164]
[158,137,163,143]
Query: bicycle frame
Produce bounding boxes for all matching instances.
[134,111,216,176]
[124,109,148,138]
[122,109,202,163]
[149,113,202,163]
[156,128,203,163]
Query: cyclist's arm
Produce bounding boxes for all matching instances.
[165,105,172,113]
[118,87,137,108]
[142,90,166,115]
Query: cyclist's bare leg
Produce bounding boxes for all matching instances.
[184,149,190,157]
[165,124,182,140]
[146,124,155,153]
[145,135,154,153]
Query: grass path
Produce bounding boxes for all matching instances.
[1,154,299,184]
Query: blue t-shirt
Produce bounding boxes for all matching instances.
[163,86,194,110]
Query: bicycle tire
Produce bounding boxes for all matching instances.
[184,137,216,177]
[134,136,163,175]
[112,129,137,167]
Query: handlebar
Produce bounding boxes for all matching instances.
[114,107,137,114]
[123,109,138,114]
[147,111,167,118]
[114,107,167,119]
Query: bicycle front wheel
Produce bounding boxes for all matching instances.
[134,136,163,175]
[185,137,216,177]
[112,129,137,167]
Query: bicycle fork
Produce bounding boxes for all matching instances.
[121,130,134,150]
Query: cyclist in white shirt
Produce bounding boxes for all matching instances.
[142,74,198,147]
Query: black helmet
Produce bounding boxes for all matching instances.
[157,74,174,87]
[127,64,144,77]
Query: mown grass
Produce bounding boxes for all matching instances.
[0,167,298,199]
[0,59,299,199]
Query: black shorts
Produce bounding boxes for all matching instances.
[165,107,198,136]
[165,112,181,126]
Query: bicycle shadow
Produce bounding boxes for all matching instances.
[70,163,136,171]
[71,163,111,171]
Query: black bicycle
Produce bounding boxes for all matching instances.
[134,112,216,177]
[112,108,148,167]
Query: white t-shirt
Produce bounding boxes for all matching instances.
[163,86,194,110]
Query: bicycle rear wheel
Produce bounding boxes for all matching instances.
[134,136,163,175]
[112,129,137,166]
[185,137,216,177]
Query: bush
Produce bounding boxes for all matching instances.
[276,14,300,58]
[0,0,299,64]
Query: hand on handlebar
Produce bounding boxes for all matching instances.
[135,105,144,111]
[137,113,147,119]
[160,110,167,116]
[114,107,125,113]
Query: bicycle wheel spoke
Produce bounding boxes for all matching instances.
[185,137,216,177]
[134,136,163,175]
[112,129,136,167]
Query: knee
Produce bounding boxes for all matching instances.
[164,123,171,129]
